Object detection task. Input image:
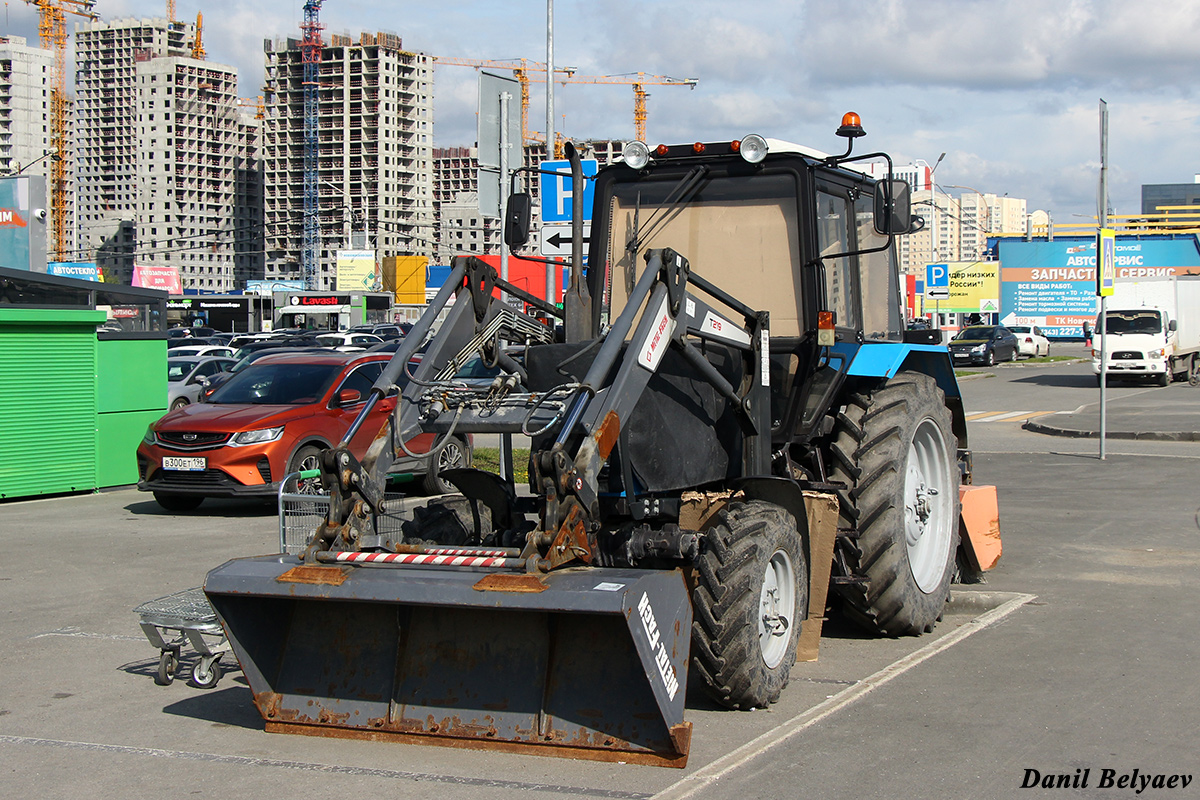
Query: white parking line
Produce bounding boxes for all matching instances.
[650,592,1036,800]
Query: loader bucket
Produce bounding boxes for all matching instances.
[204,555,693,767]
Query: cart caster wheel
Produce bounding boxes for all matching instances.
[155,650,179,686]
[187,657,222,689]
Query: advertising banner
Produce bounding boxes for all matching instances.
[996,236,1200,337]
[132,264,182,294]
[48,262,100,281]
[336,250,380,291]
[923,261,1000,314]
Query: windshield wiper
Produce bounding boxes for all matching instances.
[632,165,709,254]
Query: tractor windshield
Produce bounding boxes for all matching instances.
[602,167,903,341]
[605,172,805,336]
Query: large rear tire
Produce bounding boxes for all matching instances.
[826,372,959,636]
[692,500,806,709]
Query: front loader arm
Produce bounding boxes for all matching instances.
[531,248,771,569]
[309,256,556,556]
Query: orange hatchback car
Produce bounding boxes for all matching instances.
[136,351,470,510]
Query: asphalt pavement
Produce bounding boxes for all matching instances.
[964,347,1200,441]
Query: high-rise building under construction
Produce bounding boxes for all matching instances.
[74,17,261,290]
[261,32,434,288]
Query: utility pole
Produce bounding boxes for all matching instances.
[546,0,557,305]
[1098,99,1109,460]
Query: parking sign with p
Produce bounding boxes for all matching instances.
[926,264,950,299]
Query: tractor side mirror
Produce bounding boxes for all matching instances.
[874,179,920,235]
[504,193,532,248]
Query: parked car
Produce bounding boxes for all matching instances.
[166,356,238,410]
[315,331,386,352]
[231,333,329,360]
[137,351,472,510]
[948,325,1020,366]
[1008,325,1050,358]
[167,336,219,350]
[167,345,236,359]
[199,346,332,400]
[350,323,406,340]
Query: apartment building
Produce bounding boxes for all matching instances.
[261,32,434,289]
[128,57,258,292]
[432,139,625,264]
[0,36,70,254]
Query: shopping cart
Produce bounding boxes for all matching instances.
[278,469,409,554]
[133,587,230,689]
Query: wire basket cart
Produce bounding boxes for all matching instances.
[278,469,410,554]
[133,587,230,689]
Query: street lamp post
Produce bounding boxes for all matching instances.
[929,153,945,327]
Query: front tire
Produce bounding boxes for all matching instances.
[422,435,471,495]
[287,445,323,494]
[826,372,959,636]
[692,500,806,709]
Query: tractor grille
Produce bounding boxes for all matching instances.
[1112,351,1142,360]
[156,431,231,451]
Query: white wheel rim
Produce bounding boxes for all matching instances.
[903,418,954,593]
[758,549,796,669]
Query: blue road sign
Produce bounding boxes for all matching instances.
[540,159,598,223]
[926,263,949,288]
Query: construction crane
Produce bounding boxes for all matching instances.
[300,0,324,290]
[166,0,174,21]
[555,72,698,143]
[434,57,697,153]
[191,11,204,59]
[24,0,99,262]
[432,57,576,150]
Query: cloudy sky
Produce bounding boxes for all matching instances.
[6,0,1199,222]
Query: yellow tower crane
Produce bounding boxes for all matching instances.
[23,0,99,262]
[432,57,577,151]
[433,57,698,155]
[192,11,204,59]
[554,72,698,144]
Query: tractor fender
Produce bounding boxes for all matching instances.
[833,341,967,447]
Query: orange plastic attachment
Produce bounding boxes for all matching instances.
[841,111,861,128]
[730,139,741,153]
[958,484,1002,571]
[654,144,669,156]
[692,142,706,154]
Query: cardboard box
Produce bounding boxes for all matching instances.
[796,491,839,662]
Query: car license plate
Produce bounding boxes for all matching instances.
[953,353,969,359]
[163,456,206,471]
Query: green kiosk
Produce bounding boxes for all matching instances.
[0,267,168,499]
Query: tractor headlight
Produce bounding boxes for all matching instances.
[739,134,769,164]
[229,426,284,447]
[622,141,650,170]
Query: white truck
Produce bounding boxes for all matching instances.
[1092,275,1200,386]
